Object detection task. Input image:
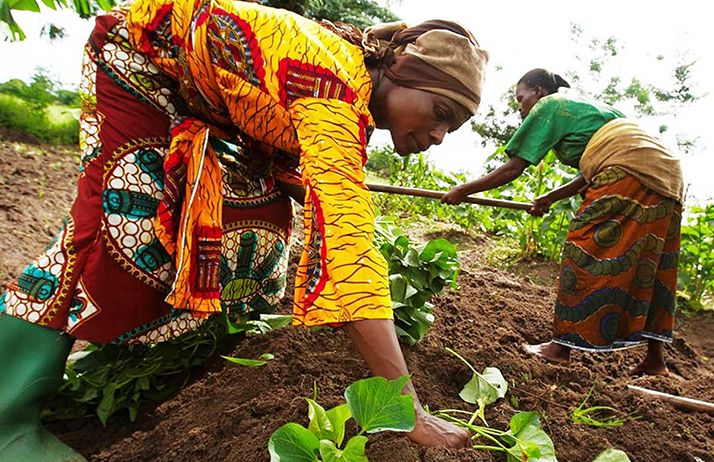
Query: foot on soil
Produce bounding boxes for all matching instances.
[629,361,669,376]
[523,341,571,364]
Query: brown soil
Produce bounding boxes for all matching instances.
[2,133,713,462]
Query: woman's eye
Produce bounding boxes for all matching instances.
[434,105,448,121]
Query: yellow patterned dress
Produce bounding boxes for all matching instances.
[0,0,392,343]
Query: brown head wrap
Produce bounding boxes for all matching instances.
[364,20,489,116]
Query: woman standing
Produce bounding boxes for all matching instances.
[0,1,489,459]
[443,68,682,376]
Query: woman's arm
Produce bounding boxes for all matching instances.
[529,174,586,216]
[345,319,472,448]
[441,156,530,204]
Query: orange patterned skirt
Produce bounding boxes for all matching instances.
[553,167,680,351]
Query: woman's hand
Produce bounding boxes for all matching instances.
[441,185,470,205]
[407,408,471,448]
[529,194,554,216]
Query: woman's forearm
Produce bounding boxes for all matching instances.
[344,319,420,404]
[546,175,587,202]
[460,156,528,195]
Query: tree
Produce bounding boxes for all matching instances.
[0,0,397,40]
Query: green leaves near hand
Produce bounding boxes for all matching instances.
[344,375,416,433]
[270,376,415,461]
[268,423,320,462]
[504,412,556,462]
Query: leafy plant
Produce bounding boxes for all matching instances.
[678,204,714,309]
[435,409,556,461]
[433,349,555,461]
[445,347,507,424]
[268,375,416,461]
[374,218,460,345]
[43,314,289,424]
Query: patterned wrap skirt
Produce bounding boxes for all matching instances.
[0,12,294,344]
[553,167,681,351]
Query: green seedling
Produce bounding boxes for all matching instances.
[571,384,638,428]
[445,347,507,424]
[435,409,557,462]
[221,352,274,367]
[268,375,416,461]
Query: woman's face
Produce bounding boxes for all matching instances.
[516,82,546,119]
[383,86,471,156]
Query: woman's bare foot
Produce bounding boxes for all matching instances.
[524,341,571,364]
[630,339,669,376]
[629,360,669,376]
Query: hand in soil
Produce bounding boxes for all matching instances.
[523,341,571,364]
[407,410,472,448]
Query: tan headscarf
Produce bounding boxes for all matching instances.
[364,20,489,116]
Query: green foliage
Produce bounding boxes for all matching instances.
[1,0,115,40]
[678,204,714,309]
[374,218,460,345]
[268,376,415,462]
[43,314,288,424]
[0,71,80,144]
[265,0,398,28]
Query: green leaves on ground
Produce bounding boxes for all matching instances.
[678,204,714,310]
[45,312,290,425]
[434,349,555,461]
[269,376,415,462]
[571,384,638,428]
[374,218,460,345]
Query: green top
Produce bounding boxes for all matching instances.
[505,92,625,168]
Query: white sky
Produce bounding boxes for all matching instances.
[1,1,712,202]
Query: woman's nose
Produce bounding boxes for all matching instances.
[430,125,448,146]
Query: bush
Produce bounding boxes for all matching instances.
[0,94,78,144]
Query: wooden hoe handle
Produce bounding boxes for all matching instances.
[366,183,533,211]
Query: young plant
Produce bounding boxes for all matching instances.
[445,347,507,424]
[435,348,556,461]
[268,375,416,461]
[571,384,639,428]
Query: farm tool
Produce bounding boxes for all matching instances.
[366,183,533,210]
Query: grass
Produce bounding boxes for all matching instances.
[0,94,78,145]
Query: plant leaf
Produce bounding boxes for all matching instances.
[344,376,415,433]
[592,448,632,462]
[268,423,320,462]
[342,436,369,461]
[221,355,269,367]
[325,403,352,447]
[505,416,556,462]
[306,398,334,441]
